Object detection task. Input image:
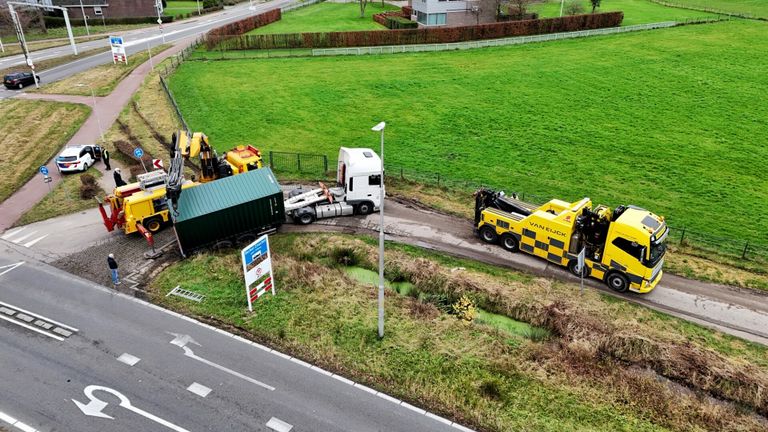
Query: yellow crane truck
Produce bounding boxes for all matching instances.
[97,131,263,235]
[474,189,668,293]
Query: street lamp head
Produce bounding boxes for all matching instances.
[371,122,386,132]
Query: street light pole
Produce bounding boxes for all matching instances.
[79,0,90,36]
[79,83,104,143]
[372,121,386,339]
[196,0,202,15]
[560,0,565,16]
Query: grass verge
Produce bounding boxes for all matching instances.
[0,36,102,58]
[15,170,102,226]
[150,233,768,432]
[531,0,720,24]
[0,100,91,204]
[34,44,172,96]
[248,2,396,34]
[0,47,109,81]
[169,21,768,247]
[650,0,768,18]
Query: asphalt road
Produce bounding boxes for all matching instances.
[0,243,465,432]
[0,1,293,99]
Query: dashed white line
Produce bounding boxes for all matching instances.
[117,353,141,366]
[186,382,211,398]
[0,301,79,331]
[265,417,293,432]
[10,231,36,244]
[0,314,65,341]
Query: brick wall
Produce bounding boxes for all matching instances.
[65,0,158,19]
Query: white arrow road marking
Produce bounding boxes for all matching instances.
[73,385,193,432]
[23,234,49,248]
[168,333,275,391]
[0,262,24,278]
[266,417,293,432]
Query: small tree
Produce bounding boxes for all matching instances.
[508,0,530,20]
[565,0,585,15]
[590,0,601,13]
[359,0,369,18]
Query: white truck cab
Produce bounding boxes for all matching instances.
[284,147,383,224]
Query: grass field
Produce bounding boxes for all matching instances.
[0,101,90,204]
[165,1,202,17]
[248,2,396,35]
[658,0,768,17]
[150,234,768,432]
[531,0,720,24]
[169,21,768,244]
[35,44,171,97]
[15,171,101,226]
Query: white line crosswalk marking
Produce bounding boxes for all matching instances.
[23,234,49,248]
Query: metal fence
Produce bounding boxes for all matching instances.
[281,0,325,13]
[647,0,758,19]
[268,151,329,174]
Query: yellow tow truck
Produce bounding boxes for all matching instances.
[474,189,668,293]
[97,131,263,235]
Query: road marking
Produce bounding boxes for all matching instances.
[23,235,49,248]
[0,410,40,432]
[73,385,192,432]
[0,314,64,341]
[117,353,141,366]
[169,333,275,391]
[10,231,37,244]
[186,382,211,398]
[266,417,293,432]
[1,227,26,240]
[0,300,79,331]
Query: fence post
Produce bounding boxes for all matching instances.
[323,155,328,175]
[742,241,750,259]
[297,153,301,172]
[269,151,274,169]
[400,167,403,180]
[679,227,686,245]
[437,173,440,187]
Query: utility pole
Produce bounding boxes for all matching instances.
[79,0,90,35]
[9,3,39,88]
[155,0,165,43]
[8,2,78,56]
[371,121,386,339]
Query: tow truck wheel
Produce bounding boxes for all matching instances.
[568,260,589,277]
[356,202,373,215]
[500,234,519,252]
[479,225,498,244]
[143,217,162,233]
[606,272,629,293]
[298,212,314,225]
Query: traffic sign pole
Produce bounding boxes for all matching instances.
[134,148,147,173]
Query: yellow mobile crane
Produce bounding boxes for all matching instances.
[475,189,668,293]
[97,131,263,234]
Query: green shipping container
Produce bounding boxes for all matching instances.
[171,168,285,256]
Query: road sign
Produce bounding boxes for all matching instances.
[241,234,274,312]
[133,147,144,158]
[43,176,52,183]
[157,18,163,24]
[39,166,49,176]
[152,158,164,170]
[109,36,124,47]
[109,35,128,64]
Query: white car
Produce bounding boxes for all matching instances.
[56,145,102,173]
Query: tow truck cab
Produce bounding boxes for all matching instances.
[337,147,382,213]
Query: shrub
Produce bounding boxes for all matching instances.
[451,294,477,323]
[386,16,418,30]
[565,0,586,15]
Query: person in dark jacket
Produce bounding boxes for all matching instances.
[103,149,111,171]
[114,168,127,188]
[107,253,120,285]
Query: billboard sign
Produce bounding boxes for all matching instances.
[241,234,275,312]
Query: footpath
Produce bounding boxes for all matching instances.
[0,39,191,233]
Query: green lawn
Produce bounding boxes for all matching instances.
[165,0,202,17]
[15,171,101,226]
[248,2,397,34]
[530,0,720,25]
[659,0,768,17]
[169,21,768,245]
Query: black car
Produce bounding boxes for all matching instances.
[3,72,40,90]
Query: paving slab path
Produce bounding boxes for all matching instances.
[0,39,192,232]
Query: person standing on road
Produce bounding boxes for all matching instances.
[107,254,120,286]
[114,168,126,188]
[103,149,111,171]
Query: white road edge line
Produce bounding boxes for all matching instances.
[0,300,79,331]
[116,353,141,366]
[0,409,40,432]
[0,314,64,341]
[44,266,478,432]
[265,417,293,432]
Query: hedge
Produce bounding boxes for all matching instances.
[175,5,224,19]
[210,12,624,50]
[386,16,418,30]
[205,9,281,49]
[44,15,174,28]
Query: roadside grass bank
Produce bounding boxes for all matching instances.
[0,36,102,58]
[530,0,720,24]
[0,24,154,44]
[15,171,102,226]
[169,20,768,247]
[0,47,109,80]
[35,44,172,97]
[0,100,90,204]
[149,233,768,432]
[248,2,396,35]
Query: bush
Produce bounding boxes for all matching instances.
[386,16,418,30]
[565,1,586,15]
[44,15,174,28]
[451,294,477,323]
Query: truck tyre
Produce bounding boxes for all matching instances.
[356,201,373,215]
[143,217,163,233]
[237,233,257,246]
[213,240,233,251]
[297,212,314,225]
[479,225,498,244]
[568,260,589,277]
[606,272,629,293]
[500,233,519,252]
[288,188,304,198]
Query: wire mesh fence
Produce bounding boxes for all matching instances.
[268,151,329,174]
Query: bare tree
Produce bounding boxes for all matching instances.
[590,0,601,13]
[359,0,369,18]
[565,0,585,15]
[508,0,530,20]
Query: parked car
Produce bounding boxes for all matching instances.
[3,72,40,90]
[56,145,102,173]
